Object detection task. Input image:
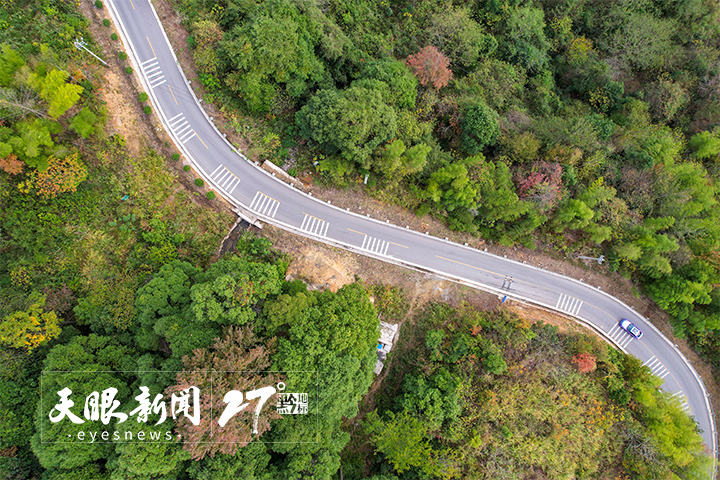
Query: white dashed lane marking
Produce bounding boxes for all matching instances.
[360,236,389,256]
[141,58,166,88]
[300,213,329,237]
[249,191,279,218]
[167,113,196,144]
[608,323,635,349]
[209,164,240,195]
[555,294,583,316]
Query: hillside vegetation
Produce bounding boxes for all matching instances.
[175,0,720,371]
[354,303,712,479]
[0,0,717,479]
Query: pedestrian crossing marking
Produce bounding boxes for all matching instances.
[642,356,670,379]
[209,164,240,195]
[167,114,196,144]
[300,213,329,237]
[555,294,583,316]
[141,58,166,88]
[360,235,389,256]
[249,191,279,218]
[608,323,636,349]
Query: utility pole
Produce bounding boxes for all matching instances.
[74,38,108,67]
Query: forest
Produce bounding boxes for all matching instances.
[174,0,720,376]
[355,302,712,479]
[0,0,718,478]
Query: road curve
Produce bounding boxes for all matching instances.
[106,0,716,467]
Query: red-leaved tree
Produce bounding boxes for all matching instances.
[571,353,597,373]
[166,326,282,460]
[515,160,563,212]
[406,46,452,89]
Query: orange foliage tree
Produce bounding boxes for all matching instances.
[406,46,453,89]
[571,353,597,373]
[34,152,87,198]
[0,154,23,175]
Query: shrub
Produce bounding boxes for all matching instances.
[143,106,151,114]
[118,52,127,60]
[206,191,216,200]
[95,0,102,7]
[194,178,204,186]
[183,165,191,172]
[138,92,149,102]
[103,19,110,27]
[125,66,133,74]
[171,153,180,161]
[110,33,118,41]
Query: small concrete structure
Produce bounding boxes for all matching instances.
[374,321,399,375]
[261,160,307,191]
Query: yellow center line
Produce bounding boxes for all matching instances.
[390,242,408,248]
[146,37,156,58]
[193,130,208,149]
[303,212,324,221]
[168,85,178,105]
[128,0,135,9]
[347,228,366,236]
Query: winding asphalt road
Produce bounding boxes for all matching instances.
[106,0,717,467]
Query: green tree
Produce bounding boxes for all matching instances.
[461,101,499,154]
[364,410,458,478]
[296,86,397,170]
[109,419,188,480]
[27,68,82,118]
[0,43,25,86]
[356,58,418,109]
[376,140,430,183]
[425,156,479,213]
[69,107,99,139]
[134,256,282,359]
[427,8,495,68]
[267,283,379,478]
[501,6,551,72]
[610,12,677,71]
[399,368,461,431]
[31,335,136,472]
[185,442,274,480]
[689,130,720,159]
[221,0,331,109]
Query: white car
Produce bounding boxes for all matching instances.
[620,318,643,339]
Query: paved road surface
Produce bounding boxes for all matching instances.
[106,0,716,466]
